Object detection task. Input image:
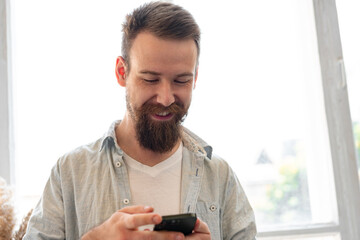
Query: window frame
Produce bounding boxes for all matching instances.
[1,0,360,238]
[0,0,15,185]
[312,0,360,238]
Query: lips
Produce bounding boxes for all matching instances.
[152,111,174,120]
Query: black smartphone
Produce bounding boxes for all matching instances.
[153,213,197,235]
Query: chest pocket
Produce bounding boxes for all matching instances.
[195,201,222,239]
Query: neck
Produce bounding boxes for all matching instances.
[116,113,181,166]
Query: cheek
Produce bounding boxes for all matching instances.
[128,85,155,107]
[177,88,193,105]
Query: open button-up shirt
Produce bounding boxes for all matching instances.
[24,121,257,240]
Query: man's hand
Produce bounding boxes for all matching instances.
[186,219,211,240]
[81,205,185,240]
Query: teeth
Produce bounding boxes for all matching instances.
[157,112,169,116]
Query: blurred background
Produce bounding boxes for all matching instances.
[1,0,359,239]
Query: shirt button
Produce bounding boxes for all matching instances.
[123,199,130,205]
[115,162,122,168]
[210,205,217,212]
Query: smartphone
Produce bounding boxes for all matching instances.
[153,213,197,235]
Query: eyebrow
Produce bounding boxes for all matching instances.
[139,70,161,76]
[139,70,194,78]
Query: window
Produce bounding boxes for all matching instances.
[3,0,360,239]
[336,0,360,179]
[180,0,337,233]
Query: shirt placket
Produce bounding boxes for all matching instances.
[111,149,133,209]
[180,149,204,213]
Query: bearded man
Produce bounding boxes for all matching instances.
[24,2,256,240]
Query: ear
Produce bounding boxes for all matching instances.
[193,66,199,89]
[115,56,127,87]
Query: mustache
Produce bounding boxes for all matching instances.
[140,102,185,115]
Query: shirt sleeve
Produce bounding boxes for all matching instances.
[23,160,66,240]
[222,165,257,240]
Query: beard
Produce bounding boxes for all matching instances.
[126,95,188,153]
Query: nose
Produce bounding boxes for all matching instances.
[156,81,175,107]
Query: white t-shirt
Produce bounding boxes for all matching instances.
[123,142,183,230]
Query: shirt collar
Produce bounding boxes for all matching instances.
[99,120,121,152]
[181,127,213,159]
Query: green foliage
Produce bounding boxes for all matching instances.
[264,162,310,223]
[259,141,311,224]
[258,122,360,226]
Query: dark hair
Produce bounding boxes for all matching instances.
[121,1,201,70]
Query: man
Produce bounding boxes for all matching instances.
[24,2,256,240]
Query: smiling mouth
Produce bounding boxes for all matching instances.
[152,111,174,120]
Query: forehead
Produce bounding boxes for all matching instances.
[128,32,197,73]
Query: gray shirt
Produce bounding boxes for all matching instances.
[24,121,257,240]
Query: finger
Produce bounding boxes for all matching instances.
[118,205,154,214]
[193,219,210,234]
[132,230,185,240]
[186,220,211,240]
[186,232,210,240]
[123,213,162,229]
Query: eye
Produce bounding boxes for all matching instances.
[143,79,159,83]
[174,79,191,84]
